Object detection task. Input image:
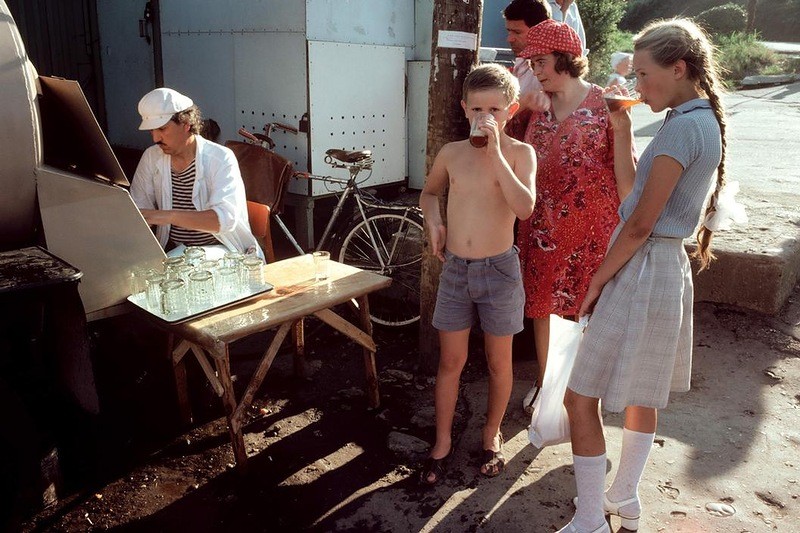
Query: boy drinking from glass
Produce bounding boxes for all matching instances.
[418,63,536,485]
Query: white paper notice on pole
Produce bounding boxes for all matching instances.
[437,30,478,51]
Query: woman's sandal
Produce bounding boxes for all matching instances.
[479,433,506,477]
[419,449,451,486]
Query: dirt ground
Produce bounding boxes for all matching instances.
[14,280,800,532]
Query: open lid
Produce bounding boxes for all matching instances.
[38,76,129,187]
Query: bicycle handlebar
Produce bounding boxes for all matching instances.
[268,122,298,135]
[237,128,259,142]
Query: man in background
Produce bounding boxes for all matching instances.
[502,0,552,138]
[503,0,552,98]
[548,0,587,54]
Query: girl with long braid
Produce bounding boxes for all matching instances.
[557,18,732,532]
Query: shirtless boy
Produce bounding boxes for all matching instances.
[418,63,536,485]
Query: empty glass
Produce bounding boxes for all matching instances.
[129,268,151,296]
[145,271,166,311]
[184,246,206,268]
[198,259,220,274]
[189,269,214,309]
[243,256,265,290]
[163,256,185,273]
[312,251,330,281]
[161,278,188,315]
[216,266,240,301]
[223,251,245,270]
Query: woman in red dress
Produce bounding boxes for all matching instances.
[516,21,633,413]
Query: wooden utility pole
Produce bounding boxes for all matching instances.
[746,0,758,33]
[419,0,483,373]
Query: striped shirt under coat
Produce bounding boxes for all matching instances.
[131,135,263,258]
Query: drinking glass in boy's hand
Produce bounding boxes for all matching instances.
[469,114,490,148]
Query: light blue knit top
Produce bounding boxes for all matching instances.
[619,98,722,238]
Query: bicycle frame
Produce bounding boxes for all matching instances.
[311,167,414,274]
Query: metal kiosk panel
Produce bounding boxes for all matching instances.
[307,41,407,196]
[35,77,165,320]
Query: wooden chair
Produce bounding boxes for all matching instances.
[246,201,275,263]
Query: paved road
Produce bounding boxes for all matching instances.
[761,41,800,54]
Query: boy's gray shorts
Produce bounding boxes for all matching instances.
[432,245,524,337]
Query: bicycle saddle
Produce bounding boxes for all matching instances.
[325,149,372,164]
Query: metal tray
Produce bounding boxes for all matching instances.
[127,282,274,324]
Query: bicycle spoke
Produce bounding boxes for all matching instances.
[337,210,424,326]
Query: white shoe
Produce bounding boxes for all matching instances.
[556,519,610,533]
[522,384,540,414]
[572,494,640,531]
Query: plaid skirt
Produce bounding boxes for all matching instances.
[568,228,693,412]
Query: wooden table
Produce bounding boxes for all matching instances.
[152,256,390,471]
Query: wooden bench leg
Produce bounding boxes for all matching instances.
[214,347,248,472]
[292,318,305,378]
[171,337,193,425]
[356,296,380,409]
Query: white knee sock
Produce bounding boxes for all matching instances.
[573,453,607,531]
[606,428,655,510]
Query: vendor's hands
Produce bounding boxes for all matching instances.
[519,90,550,113]
[139,208,167,226]
[428,223,447,262]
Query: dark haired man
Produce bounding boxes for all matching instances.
[503,0,552,98]
[131,88,261,258]
[502,0,552,139]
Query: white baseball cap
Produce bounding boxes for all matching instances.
[137,88,194,130]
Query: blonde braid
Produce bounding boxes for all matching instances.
[693,74,727,271]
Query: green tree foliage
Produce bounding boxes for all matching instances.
[579,0,628,84]
[696,3,747,36]
[621,0,800,42]
[716,32,779,84]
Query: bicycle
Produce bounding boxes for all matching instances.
[236,124,424,327]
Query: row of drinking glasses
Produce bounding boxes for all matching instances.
[130,246,267,316]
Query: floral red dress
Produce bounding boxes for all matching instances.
[517,84,620,318]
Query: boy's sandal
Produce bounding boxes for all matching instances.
[480,433,506,477]
[419,449,451,486]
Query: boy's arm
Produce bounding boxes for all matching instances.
[419,146,451,262]
[489,138,536,220]
[480,113,535,220]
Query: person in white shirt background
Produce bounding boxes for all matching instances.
[548,0,588,55]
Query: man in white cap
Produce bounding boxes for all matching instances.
[130,88,261,258]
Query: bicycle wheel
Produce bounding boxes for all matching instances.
[336,208,424,327]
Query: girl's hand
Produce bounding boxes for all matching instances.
[578,279,604,318]
[608,107,632,132]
